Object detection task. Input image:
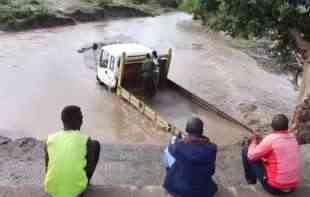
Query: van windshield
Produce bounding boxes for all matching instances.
[100,51,109,68]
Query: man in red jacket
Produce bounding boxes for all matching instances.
[242,114,301,195]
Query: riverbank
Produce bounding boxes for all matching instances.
[1,136,309,187]
[0,0,177,31]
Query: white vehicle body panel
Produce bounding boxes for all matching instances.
[97,43,152,89]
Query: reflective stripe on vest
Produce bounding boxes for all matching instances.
[44,131,88,197]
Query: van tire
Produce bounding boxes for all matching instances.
[96,75,104,85]
[108,86,116,93]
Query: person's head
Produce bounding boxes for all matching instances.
[185,117,204,137]
[146,53,151,59]
[271,114,289,131]
[92,43,99,50]
[61,105,83,130]
[152,50,158,58]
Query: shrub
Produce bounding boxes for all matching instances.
[132,0,149,4]
[0,0,50,28]
[95,0,114,7]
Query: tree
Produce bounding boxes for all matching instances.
[194,0,310,99]
[188,0,310,98]
[183,0,310,142]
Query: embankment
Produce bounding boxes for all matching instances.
[1,136,310,187]
[0,0,177,31]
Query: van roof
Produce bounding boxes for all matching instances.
[102,43,152,57]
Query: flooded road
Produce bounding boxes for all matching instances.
[0,12,297,144]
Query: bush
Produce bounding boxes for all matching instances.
[178,0,200,12]
[157,0,178,7]
[94,0,113,7]
[132,0,149,4]
[0,0,50,29]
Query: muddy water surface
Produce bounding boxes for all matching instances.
[0,12,297,144]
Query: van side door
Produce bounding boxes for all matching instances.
[106,55,118,88]
[98,50,110,85]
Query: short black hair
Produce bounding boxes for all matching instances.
[152,50,158,58]
[61,105,83,130]
[146,53,151,59]
[186,117,204,136]
[271,114,289,131]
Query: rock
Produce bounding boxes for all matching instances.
[14,138,40,149]
[9,138,44,160]
[0,136,11,145]
[238,103,258,114]
[246,118,261,126]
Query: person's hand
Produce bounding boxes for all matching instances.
[242,137,250,147]
[176,132,183,139]
[251,131,262,144]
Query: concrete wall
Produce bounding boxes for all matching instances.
[1,184,310,197]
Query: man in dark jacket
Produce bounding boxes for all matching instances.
[141,53,156,97]
[163,117,218,197]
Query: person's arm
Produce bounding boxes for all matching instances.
[44,142,49,173]
[163,146,176,169]
[247,135,272,162]
[85,138,100,181]
[141,61,147,74]
[209,144,217,176]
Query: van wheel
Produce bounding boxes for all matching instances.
[108,86,116,93]
[96,75,104,85]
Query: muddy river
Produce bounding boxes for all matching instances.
[0,12,297,144]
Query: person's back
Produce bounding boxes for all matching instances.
[248,131,300,189]
[244,114,301,195]
[163,117,218,197]
[142,54,155,79]
[44,106,100,197]
[45,131,88,197]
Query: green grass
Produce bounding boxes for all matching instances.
[0,0,50,27]
[178,0,200,12]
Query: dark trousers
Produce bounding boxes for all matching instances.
[142,76,156,97]
[241,148,294,195]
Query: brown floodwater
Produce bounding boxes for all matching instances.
[0,12,297,145]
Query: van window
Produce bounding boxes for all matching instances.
[100,50,109,68]
[110,56,115,71]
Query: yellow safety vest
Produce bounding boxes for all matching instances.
[44,131,88,197]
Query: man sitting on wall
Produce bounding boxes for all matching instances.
[242,114,301,195]
[163,117,218,197]
[44,105,100,197]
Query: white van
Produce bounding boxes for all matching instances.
[96,43,153,90]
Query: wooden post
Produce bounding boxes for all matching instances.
[117,52,126,96]
[165,48,172,79]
